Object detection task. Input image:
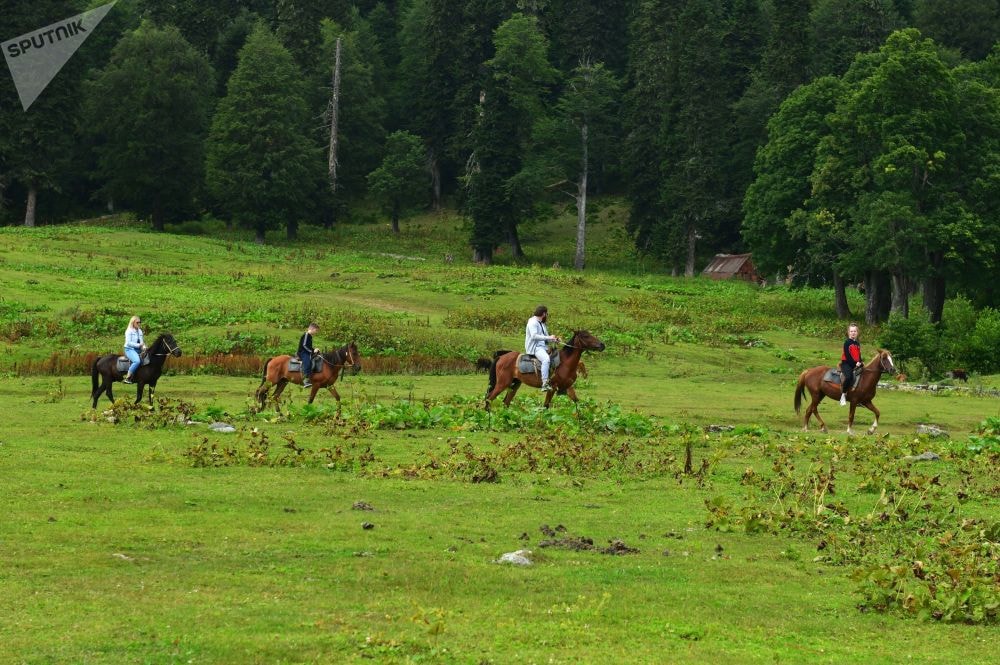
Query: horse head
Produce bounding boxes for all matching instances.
[878,349,896,375]
[153,333,182,357]
[345,341,362,375]
[325,342,362,375]
[567,330,606,352]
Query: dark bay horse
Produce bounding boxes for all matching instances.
[485,330,605,410]
[794,349,896,434]
[256,343,362,410]
[91,333,182,408]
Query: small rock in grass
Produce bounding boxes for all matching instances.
[916,425,949,438]
[362,522,375,530]
[208,422,236,433]
[903,451,942,463]
[496,550,533,566]
[352,501,375,511]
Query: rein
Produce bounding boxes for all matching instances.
[148,337,178,357]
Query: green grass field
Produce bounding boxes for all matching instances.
[1,211,998,663]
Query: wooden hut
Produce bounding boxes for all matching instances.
[701,253,760,283]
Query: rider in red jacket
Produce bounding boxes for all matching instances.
[840,323,862,406]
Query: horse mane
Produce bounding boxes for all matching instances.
[322,343,350,365]
[562,331,579,352]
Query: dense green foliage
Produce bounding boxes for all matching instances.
[2,1,1000,318]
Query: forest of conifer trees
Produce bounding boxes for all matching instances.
[2,1,1000,320]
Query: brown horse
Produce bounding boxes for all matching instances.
[256,342,361,410]
[794,349,896,434]
[484,330,605,410]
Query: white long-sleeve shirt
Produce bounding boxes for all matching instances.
[525,316,554,355]
[125,328,144,351]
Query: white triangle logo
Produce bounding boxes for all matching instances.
[2,1,117,111]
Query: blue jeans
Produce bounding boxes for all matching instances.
[125,348,141,375]
[299,352,312,381]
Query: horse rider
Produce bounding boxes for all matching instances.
[123,315,146,384]
[525,305,562,391]
[840,323,862,406]
[298,322,319,388]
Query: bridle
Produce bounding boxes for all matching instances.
[148,336,180,357]
[325,345,359,368]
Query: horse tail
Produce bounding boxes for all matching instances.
[91,357,100,394]
[260,357,272,384]
[487,350,508,395]
[794,371,807,414]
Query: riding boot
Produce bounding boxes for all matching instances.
[839,392,847,406]
[302,373,311,388]
[123,373,133,384]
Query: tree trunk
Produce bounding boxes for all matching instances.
[574,123,588,271]
[327,37,342,197]
[24,184,37,227]
[473,247,492,264]
[863,271,891,324]
[684,225,696,277]
[877,275,892,322]
[891,273,909,318]
[864,271,879,324]
[391,201,400,234]
[255,224,266,245]
[507,223,524,260]
[429,150,441,210]
[833,272,851,319]
[923,274,946,324]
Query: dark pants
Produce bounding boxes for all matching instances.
[300,352,312,381]
[840,362,855,395]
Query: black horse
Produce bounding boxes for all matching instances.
[91,333,182,408]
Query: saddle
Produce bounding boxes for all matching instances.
[823,368,860,390]
[288,356,324,373]
[116,355,150,373]
[517,349,561,375]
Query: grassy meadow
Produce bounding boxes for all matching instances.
[1,209,998,664]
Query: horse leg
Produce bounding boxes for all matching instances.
[809,394,829,433]
[543,389,555,408]
[148,382,156,407]
[485,378,511,410]
[256,383,270,410]
[503,381,521,407]
[847,402,857,435]
[307,384,320,404]
[861,400,881,435]
[272,380,289,412]
[134,382,144,405]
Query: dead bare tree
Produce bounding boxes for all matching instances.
[327,36,342,196]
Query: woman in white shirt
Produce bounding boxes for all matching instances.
[123,315,146,384]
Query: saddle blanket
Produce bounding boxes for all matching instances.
[116,355,150,373]
[823,368,860,390]
[288,356,324,373]
[517,351,561,375]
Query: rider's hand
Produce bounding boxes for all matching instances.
[856,361,862,367]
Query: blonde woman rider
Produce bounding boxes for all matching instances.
[123,315,146,384]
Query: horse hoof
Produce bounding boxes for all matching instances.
[821,427,828,434]
[801,426,809,432]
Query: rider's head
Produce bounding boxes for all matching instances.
[129,315,141,329]
[847,323,859,340]
[307,322,319,333]
[534,305,548,321]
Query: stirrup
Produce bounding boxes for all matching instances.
[540,382,551,392]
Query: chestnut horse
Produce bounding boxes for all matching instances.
[256,342,361,410]
[484,330,605,410]
[794,349,896,434]
[90,333,182,408]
